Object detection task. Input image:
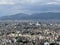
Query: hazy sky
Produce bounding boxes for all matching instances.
[0,0,60,16]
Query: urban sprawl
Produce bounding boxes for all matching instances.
[0,21,60,45]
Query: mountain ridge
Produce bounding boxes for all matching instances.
[0,12,60,20]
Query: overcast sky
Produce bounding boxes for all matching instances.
[0,0,60,16]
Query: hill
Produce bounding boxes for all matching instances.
[0,12,60,20]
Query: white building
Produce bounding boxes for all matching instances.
[36,22,40,26]
[44,42,50,45]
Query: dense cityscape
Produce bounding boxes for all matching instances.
[1,0,60,45]
[0,21,59,45]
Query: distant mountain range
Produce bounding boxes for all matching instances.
[0,12,60,20]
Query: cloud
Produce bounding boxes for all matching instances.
[0,0,15,5]
[47,2,60,5]
[17,0,60,5]
[1,0,60,5]
[0,0,60,16]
